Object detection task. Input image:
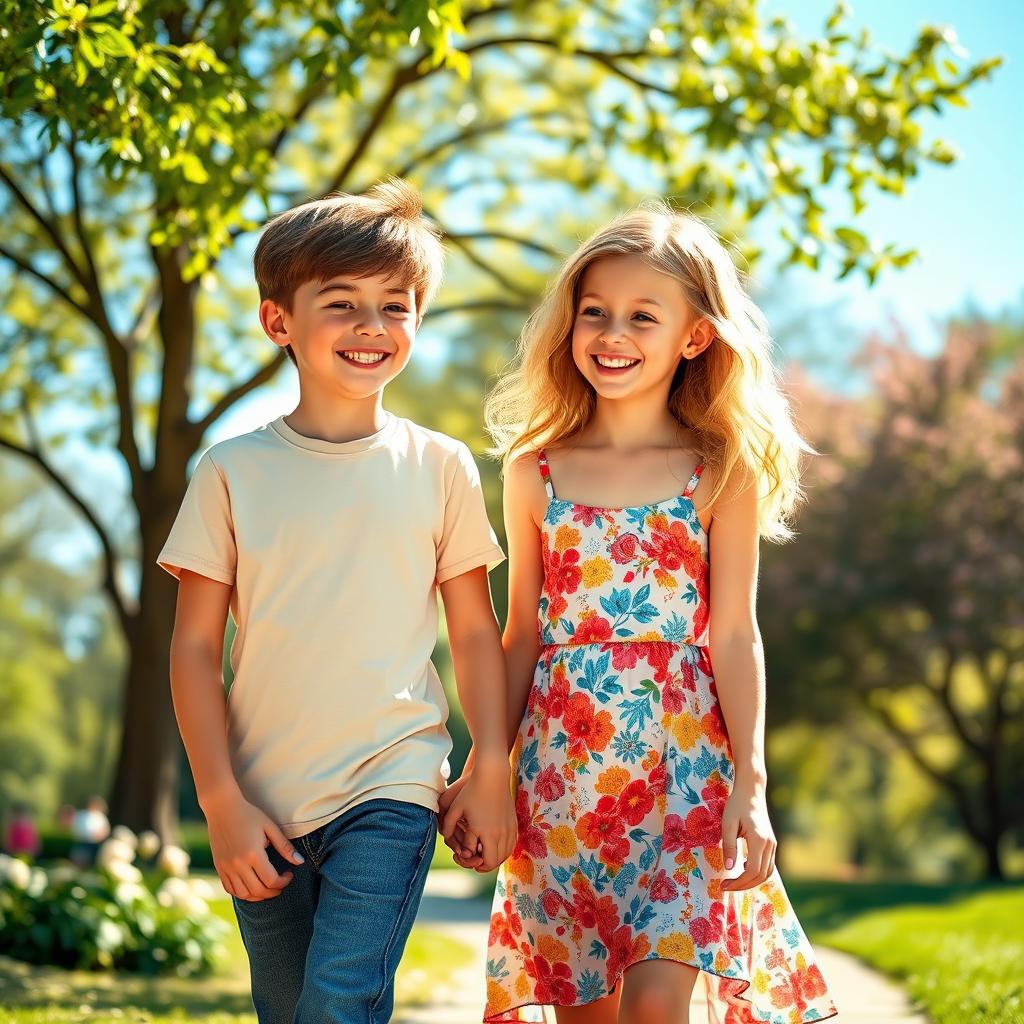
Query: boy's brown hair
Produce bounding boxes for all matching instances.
[254,178,445,364]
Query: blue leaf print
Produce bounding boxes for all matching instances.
[618,691,655,732]
[591,751,604,765]
[551,865,573,890]
[628,828,648,843]
[638,843,656,872]
[520,739,540,781]
[579,854,611,891]
[515,892,538,920]
[547,498,573,522]
[628,893,642,920]
[551,732,568,750]
[615,627,634,637]
[631,583,652,606]
[662,612,690,642]
[568,646,586,672]
[577,970,605,1002]
[486,956,509,980]
[719,754,734,780]
[632,602,661,623]
[695,745,717,778]
[612,863,638,898]
[634,904,657,931]
[561,617,576,636]
[699,951,715,971]
[580,654,623,704]
[589,939,608,961]
[625,506,651,532]
[783,923,801,949]
[682,582,699,605]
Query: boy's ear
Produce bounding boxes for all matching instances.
[259,298,292,349]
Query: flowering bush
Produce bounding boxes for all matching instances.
[0,830,227,975]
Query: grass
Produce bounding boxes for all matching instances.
[788,879,1024,1024]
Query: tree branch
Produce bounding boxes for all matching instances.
[424,298,532,320]
[192,349,289,437]
[0,244,91,318]
[445,230,561,258]
[440,228,537,299]
[0,412,133,638]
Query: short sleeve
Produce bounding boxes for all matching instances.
[435,443,505,585]
[157,452,236,585]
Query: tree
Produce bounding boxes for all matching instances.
[761,318,1024,879]
[0,0,1000,835]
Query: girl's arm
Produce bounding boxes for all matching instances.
[170,571,304,899]
[706,465,778,892]
[438,454,545,867]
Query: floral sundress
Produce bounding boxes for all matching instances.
[484,451,836,1024]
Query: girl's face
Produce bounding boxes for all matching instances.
[571,253,709,401]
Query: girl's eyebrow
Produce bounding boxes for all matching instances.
[580,292,662,307]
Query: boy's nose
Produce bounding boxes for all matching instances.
[355,319,386,336]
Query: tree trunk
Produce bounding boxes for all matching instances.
[108,499,185,839]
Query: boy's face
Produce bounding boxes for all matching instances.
[261,271,417,400]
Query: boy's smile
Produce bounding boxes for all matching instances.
[262,271,417,400]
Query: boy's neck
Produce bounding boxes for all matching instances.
[284,390,390,445]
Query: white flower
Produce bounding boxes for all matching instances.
[137,830,161,860]
[105,859,143,885]
[111,825,138,850]
[157,876,191,909]
[4,857,31,890]
[157,844,190,878]
[189,877,216,901]
[96,838,135,870]
[114,881,149,906]
[96,918,125,952]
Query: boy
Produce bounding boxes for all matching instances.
[158,179,516,1024]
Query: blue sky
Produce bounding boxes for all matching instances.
[760,0,1022,340]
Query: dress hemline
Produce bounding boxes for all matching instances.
[483,953,840,1024]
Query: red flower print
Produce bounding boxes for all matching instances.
[573,505,602,527]
[681,803,722,850]
[527,954,578,1005]
[690,903,724,947]
[513,789,548,860]
[606,643,639,671]
[547,592,568,623]
[545,664,570,720]
[616,779,655,826]
[648,758,668,795]
[490,899,522,947]
[725,916,743,957]
[662,813,687,853]
[541,887,571,921]
[570,875,620,942]
[770,963,827,1013]
[575,795,630,866]
[609,532,639,564]
[563,692,614,754]
[543,541,582,598]
[701,778,729,816]
[756,902,775,931]
[605,925,650,978]
[535,763,566,802]
[573,614,613,645]
[701,708,728,747]
[649,869,679,903]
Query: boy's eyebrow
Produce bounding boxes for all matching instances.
[579,292,662,307]
[317,281,413,296]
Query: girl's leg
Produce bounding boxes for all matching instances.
[554,989,620,1024]
[618,959,700,1024]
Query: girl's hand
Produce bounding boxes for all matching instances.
[438,773,483,866]
[440,756,516,872]
[720,784,777,892]
[203,788,304,901]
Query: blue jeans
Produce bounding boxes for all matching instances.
[231,798,437,1024]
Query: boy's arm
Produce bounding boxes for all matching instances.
[170,570,304,900]
[437,566,516,871]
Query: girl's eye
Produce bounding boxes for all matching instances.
[581,306,604,317]
[634,312,656,323]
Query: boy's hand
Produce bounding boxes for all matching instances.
[438,773,484,868]
[439,756,515,872]
[203,788,305,901]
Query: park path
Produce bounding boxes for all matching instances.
[396,872,929,1024]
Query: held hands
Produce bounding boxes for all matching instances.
[438,754,516,872]
[720,781,778,892]
[203,787,305,901]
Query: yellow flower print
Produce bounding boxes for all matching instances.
[595,765,631,797]
[547,825,577,858]
[554,524,581,552]
[672,712,702,750]
[657,933,696,962]
[581,556,613,587]
[538,934,570,963]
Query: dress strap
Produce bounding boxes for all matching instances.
[682,457,705,499]
[537,449,555,499]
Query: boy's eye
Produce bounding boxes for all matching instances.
[326,302,354,310]
[384,304,409,313]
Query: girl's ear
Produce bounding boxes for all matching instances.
[683,317,715,360]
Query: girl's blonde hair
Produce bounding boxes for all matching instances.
[485,204,812,542]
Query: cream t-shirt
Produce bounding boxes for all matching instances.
[157,412,505,838]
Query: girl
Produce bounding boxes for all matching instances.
[444,204,837,1024]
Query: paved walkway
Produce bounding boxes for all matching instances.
[396,872,929,1024]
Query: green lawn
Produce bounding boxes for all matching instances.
[789,879,1024,1024]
